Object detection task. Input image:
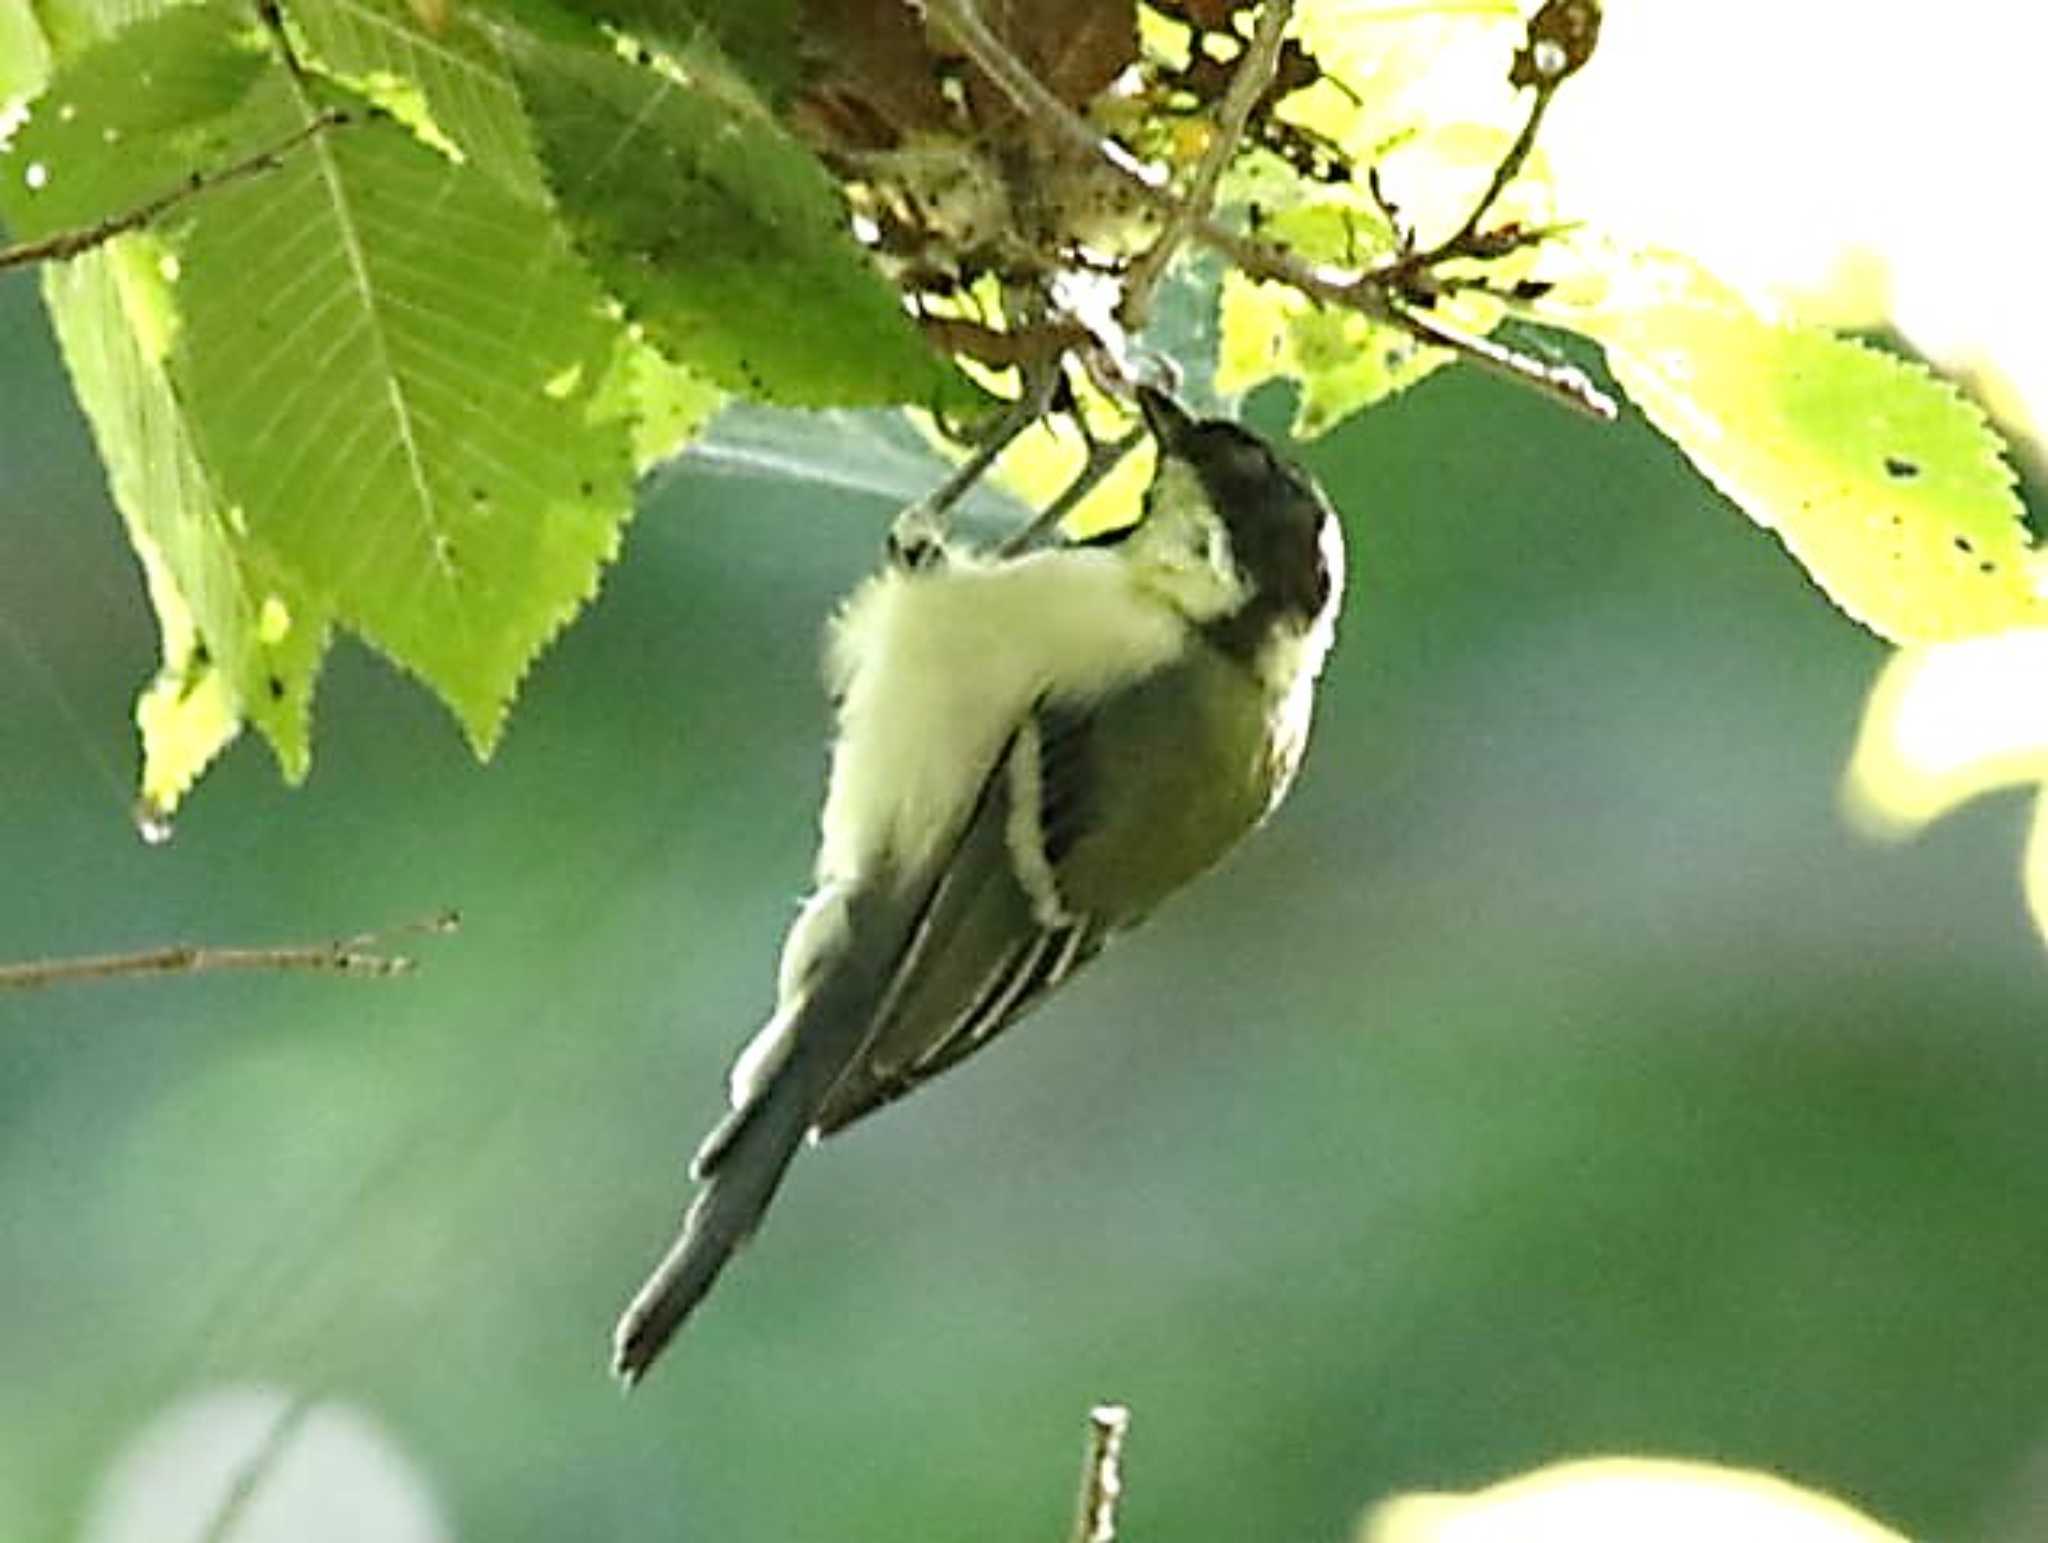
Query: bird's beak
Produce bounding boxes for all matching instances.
[1135,384,1197,456]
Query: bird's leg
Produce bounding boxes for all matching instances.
[888,357,1060,570]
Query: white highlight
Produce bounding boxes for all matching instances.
[1005,719,1075,926]
[1258,508,1347,810]
[1846,627,2048,831]
[1541,0,2047,455]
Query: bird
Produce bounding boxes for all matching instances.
[612,385,1347,1383]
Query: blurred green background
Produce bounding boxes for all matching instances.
[4,263,2046,1542]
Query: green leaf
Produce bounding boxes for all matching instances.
[29,0,175,61]
[513,40,983,410]
[285,0,554,201]
[41,238,331,795]
[523,0,798,97]
[168,71,634,751]
[589,330,726,474]
[1562,253,2044,643]
[0,0,267,240]
[1217,273,1451,437]
[0,0,52,105]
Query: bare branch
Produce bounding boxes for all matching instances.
[0,111,347,273]
[1069,1403,1131,1543]
[1119,0,1296,332]
[0,911,459,992]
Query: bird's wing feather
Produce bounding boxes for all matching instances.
[811,701,1108,1136]
[813,644,1275,1137]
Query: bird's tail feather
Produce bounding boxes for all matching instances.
[611,914,907,1385]
[611,1066,816,1385]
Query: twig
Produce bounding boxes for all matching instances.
[926,0,1164,192]
[195,1394,316,1543]
[1119,0,1296,332]
[923,0,1616,421]
[1069,1403,1131,1543]
[0,910,459,991]
[1418,77,1559,266]
[889,362,1062,561]
[0,111,347,272]
[999,427,1144,556]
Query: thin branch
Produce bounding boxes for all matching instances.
[889,362,1062,563]
[922,0,1616,422]
[925,0,1164,192]
[1418,77,1559,266]
[0,111,347,272]
[1068,1403,1131,1543]
[999,427,1144,556]
[1119,0,1296,332]
[0,911,459,991]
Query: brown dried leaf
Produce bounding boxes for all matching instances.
[795,0,954,149]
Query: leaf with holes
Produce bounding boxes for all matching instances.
[168,71,633,752]
[513,40,984,410]
[0,0,267,240]
[1562,252,2044,642]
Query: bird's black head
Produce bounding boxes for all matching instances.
[1135,386,1345,660]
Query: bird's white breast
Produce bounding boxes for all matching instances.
[816,547,1194,882]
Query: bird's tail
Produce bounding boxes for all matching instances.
[611,891,905,1385]
[611,1056,819,1384]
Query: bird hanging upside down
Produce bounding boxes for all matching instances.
[613,386,1347,1383]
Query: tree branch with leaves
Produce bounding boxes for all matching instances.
[0,0,2038,877]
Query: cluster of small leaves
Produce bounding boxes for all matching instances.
[2,0,2042,825]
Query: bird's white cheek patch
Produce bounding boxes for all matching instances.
[1127,462,1247,623]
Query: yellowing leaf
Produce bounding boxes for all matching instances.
[589,330,727,474]
[42,239,332,801]
[993,413,1155,541]
[1292,0,1526,163]
[1846,625,2048,947]
[132,535,243,825]
[1364,1455,1908,1543]
[1558,251,2045,642]
[1217,270,1451,436]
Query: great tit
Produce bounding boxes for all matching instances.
[613,386,1346,1382]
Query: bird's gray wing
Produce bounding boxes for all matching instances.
[813,642,1276,1137]
[810,697,1109,1137]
